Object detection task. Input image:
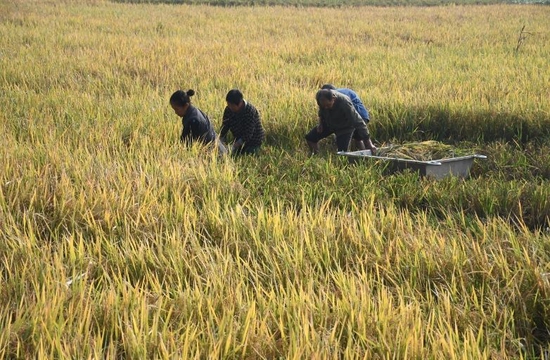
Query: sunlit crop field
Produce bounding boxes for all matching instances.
[1,0,550,358]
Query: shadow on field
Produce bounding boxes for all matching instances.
[514,285,550,359]
[255,104,550,153]
[239,105,550,233]
[373,105,550,145]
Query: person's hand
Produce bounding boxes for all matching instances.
[232,139,243,153]
[366,138,377,155]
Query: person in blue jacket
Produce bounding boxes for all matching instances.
[322,84,371,123]
[305,84,376,154]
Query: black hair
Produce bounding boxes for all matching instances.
[170,89,195,107]
[316,89,335,105]
[321,84,337,90]
[226,89,243,106]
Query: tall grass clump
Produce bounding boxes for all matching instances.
[1,0,550,358]
[109,0,544,7]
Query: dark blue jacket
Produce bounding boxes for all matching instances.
[336,88,370,122]
[181,105,216,145]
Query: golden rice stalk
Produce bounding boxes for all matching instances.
[376,141,466,161]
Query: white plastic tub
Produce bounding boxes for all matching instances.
[338,149,487,179]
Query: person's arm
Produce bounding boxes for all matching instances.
[317,108,327,133]
[219,108,232,143]
[180,119,191,144]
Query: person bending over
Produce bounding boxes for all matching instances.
[170,89,227,154]
[219,89,265,156]
[305,89,376,155]
[321,84,370,124]
[170,89,217,145]
[313,84,377,153]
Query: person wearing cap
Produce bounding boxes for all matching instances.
[219,89,265,156]
[305,88,377,155]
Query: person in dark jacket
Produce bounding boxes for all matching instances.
[305,89,376,155]
[219,89,265,156]
[170,89,227,154]
[321,84,370,123]
[318,84,376,152]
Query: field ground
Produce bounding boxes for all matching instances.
[1,0,550,358]
[110,0,550,8]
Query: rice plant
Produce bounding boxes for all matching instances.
[1,0,550,358]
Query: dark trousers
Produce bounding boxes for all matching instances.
[305,125,369,152]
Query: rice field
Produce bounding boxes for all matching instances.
[1,0,550,358]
